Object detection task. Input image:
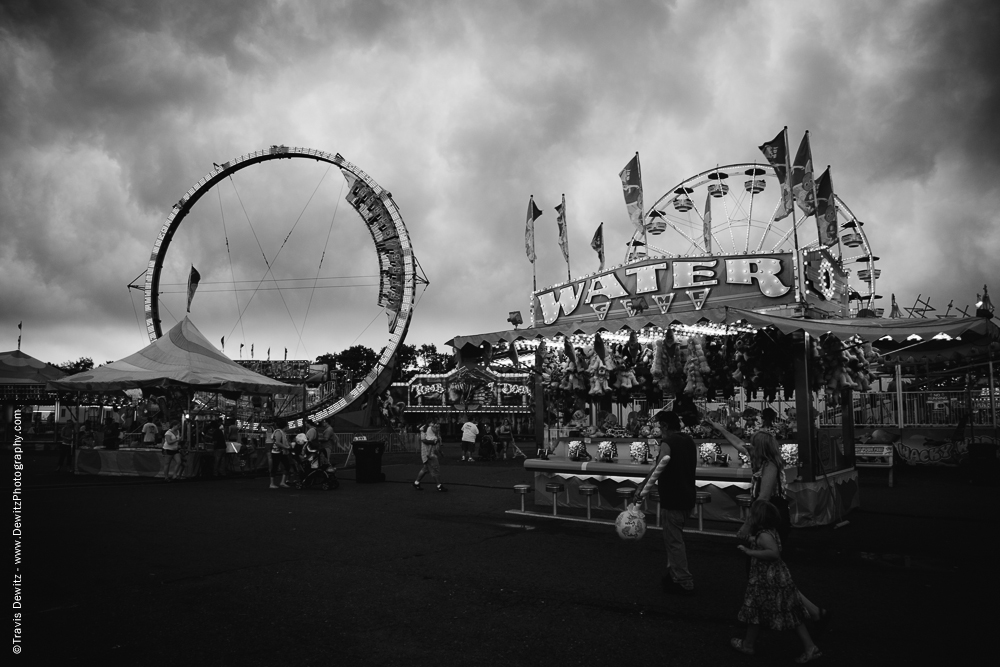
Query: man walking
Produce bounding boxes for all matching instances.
[638,411,697,594]
[413,421,446,492]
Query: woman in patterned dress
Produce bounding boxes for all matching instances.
[731,501,823,663]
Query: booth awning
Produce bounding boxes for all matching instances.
[0,350,66,385]
[47,317,297,394]
[729,309,1000,343]
[448,307,1000,351]
[447,307,736,349]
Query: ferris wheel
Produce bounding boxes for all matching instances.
[141,146,427,422]
[633,163,880,315]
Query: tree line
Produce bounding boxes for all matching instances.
[53,343,455,383]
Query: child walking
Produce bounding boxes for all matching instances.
[731,500,823,664]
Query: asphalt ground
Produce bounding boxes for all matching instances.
[12,441,997,666]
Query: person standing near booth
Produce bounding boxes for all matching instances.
[496,419,513,460]
[57,419,76,473]
[162,421,181,481]
[319,418,336,460]
[460,416,479,462]
[142,418,159,448]
[269,424,291,489]
[637,411,697,594]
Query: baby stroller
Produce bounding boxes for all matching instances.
[294,442,340,490]
[477,434,497,461]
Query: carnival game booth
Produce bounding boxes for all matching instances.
[823,311,1000,474]
[389,364,534,438]
[449,249,898,527]
[48,317,296,479]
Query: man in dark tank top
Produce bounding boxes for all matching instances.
[638,411,697,593]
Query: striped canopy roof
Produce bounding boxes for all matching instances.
[0,350,66,385]
[47,317,296,394]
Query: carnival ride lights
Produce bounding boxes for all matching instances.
[142,146,427,425]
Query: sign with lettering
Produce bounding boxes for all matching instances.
[531,253,796,326]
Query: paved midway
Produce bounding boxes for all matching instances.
[18,441,995,665]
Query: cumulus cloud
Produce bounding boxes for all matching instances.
[1,0,998,365]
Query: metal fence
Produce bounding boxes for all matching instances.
[820,391,996,428]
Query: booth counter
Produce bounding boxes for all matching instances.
[528,438,753,524]
[74,445,269,479]
[526,437,858,527]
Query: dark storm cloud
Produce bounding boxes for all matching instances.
[1,0,998,363]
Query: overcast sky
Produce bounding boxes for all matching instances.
[2,0,999,367]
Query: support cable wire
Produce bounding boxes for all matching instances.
[158,283,379,294]
[349,307,388,348]
[218,186,247,345]
[128,286,146,343]
[222,166,333,351]
[158,274,378,286]
[295,176,345,358]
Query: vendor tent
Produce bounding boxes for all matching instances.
[0,350,66,384]
[47,317,296,394]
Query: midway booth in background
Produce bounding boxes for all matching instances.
[48,317,297,479]
[389,364,534,439]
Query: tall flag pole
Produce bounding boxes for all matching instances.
[555,194,571,282]
[525,195,542,292]
[591,222,605,272]
[186,264,201,313]
[17,321,22,351]
[791,131,817,217]
[814,166,839,248]
[221,336,225,352]
[758,128,794,221]
[619,152,645,243]
[240,343,244,358]
[761,127,805,302]
[703,192,713,255]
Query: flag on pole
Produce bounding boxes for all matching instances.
[555,194,570,265]
[591,222,605,271]
[267,347,271,361]
[703,192,712,254]
[240,343,244,358]
[758,128,793,221]
[284,347,288,361]
[251,344,254,359]
[17,321,21,351]
[186,265,201,313]
[221,336,225,351]
[791,132,816,217]
[525,196,542,263]
[619,153,644,232]
[814,167,838,246]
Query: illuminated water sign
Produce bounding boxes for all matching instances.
[531,253,796,326]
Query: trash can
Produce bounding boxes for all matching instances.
[353,438,385,483]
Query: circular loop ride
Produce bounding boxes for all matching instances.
[143,145,422,421]
[634,163,880,315]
